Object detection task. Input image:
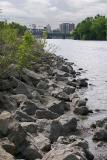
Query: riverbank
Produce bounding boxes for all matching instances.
[0,52,106,160]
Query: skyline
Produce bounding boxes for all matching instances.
[0,0,107,28]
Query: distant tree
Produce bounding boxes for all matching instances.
[72,15,107,40]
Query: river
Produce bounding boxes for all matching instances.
[47,39,107,159]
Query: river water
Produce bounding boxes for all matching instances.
[47,39,107,159]
[48,39,107,112]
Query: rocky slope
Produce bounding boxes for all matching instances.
[0,53,101,160]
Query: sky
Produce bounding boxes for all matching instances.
[0,0,107,28]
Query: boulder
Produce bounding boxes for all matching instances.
[1,138,16,155]
[21,122,37,135]
[77,79,88,88]
[0,111,13,136]
[36,119,63,142]
[56,92,70,101]
[37,80,49,90]
[42,145,87,160]
[47,100,70,115]
[34,134,51,152]
[63,86,75,95]
[93,129,107,142]
[20,100,39,115]
[8,123,26,149]
[23,68,45,87]
[0,77,18,91]
[36,110,59,120]
[74,106,89,116]
[12,79,33,99]
[22,144,42,160]
[58,115,77,134]
[0,145,15,160]
[10,94,27,105]
[14,111,36,122]
[0,93,17,112]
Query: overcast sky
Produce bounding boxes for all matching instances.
[0,0,107,28]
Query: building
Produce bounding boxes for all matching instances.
[46,24,51,32]
[60,23,75,33]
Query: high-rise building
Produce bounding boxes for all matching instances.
[46,24,51,32]
[60,23,75,33]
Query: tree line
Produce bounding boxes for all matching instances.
[72,15,107,40]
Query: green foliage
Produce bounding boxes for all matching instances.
[0,21,49,77]
[72,15,107,40]
[17,31,35,70]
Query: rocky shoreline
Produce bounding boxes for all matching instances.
[0,53,106,160]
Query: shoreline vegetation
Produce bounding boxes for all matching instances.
[0,21,107,159]
[72,15,107,40]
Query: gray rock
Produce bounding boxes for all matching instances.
[93,129,107,141]
[74,106,89,116]
[37,80,49,90]
[14,111,36,122]
[0,111,13,136]
[20,100,39,115]
[34,134,51,152]
[10,94,27,104]
[47,100,70,115]
[63,86,75,95]
[36,110,59,120]
[0,145,15,160]
[23,68,45,87]
[8,123,27,148]
[0,93,17,112]
[22,144,42,160]
[78,79,88,88]
[0,77,18,91]
[58,115,77,134]
[42,144,87,160]
[1,138,16,155]
[21,122,37,135]
[12,79,33,99]
[36,119,63,142]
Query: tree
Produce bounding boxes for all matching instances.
[72,15,107,40]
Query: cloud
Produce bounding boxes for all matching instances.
[0,0,107,27]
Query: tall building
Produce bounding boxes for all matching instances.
[46,24,51,32]
[60,23,75,33]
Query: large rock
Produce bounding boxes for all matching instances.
[23,68,45,87]
[58,114,77,134]
[77,79,88,88]
[0,111,13,136]
[36,110,59,120]
[0,145,15,160]
[0,93,17,112]
[34,134,51,152]
[47,100,70,115]
[1,138,16,155]
[22,144,42,160]
[93,129,107,142]
[37,80,49,90]
[12,79,33,99]
[63,86,75,95]
[52,91,70,101]
[21,122,37,135]
[42,145,87,160]
[14,111,36,122]
[8,123,26,149]
[74,106,89,116]
[20,100,39,115]
[0,77,18,91]
[43,136,94,160]
[36,119,63,142]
